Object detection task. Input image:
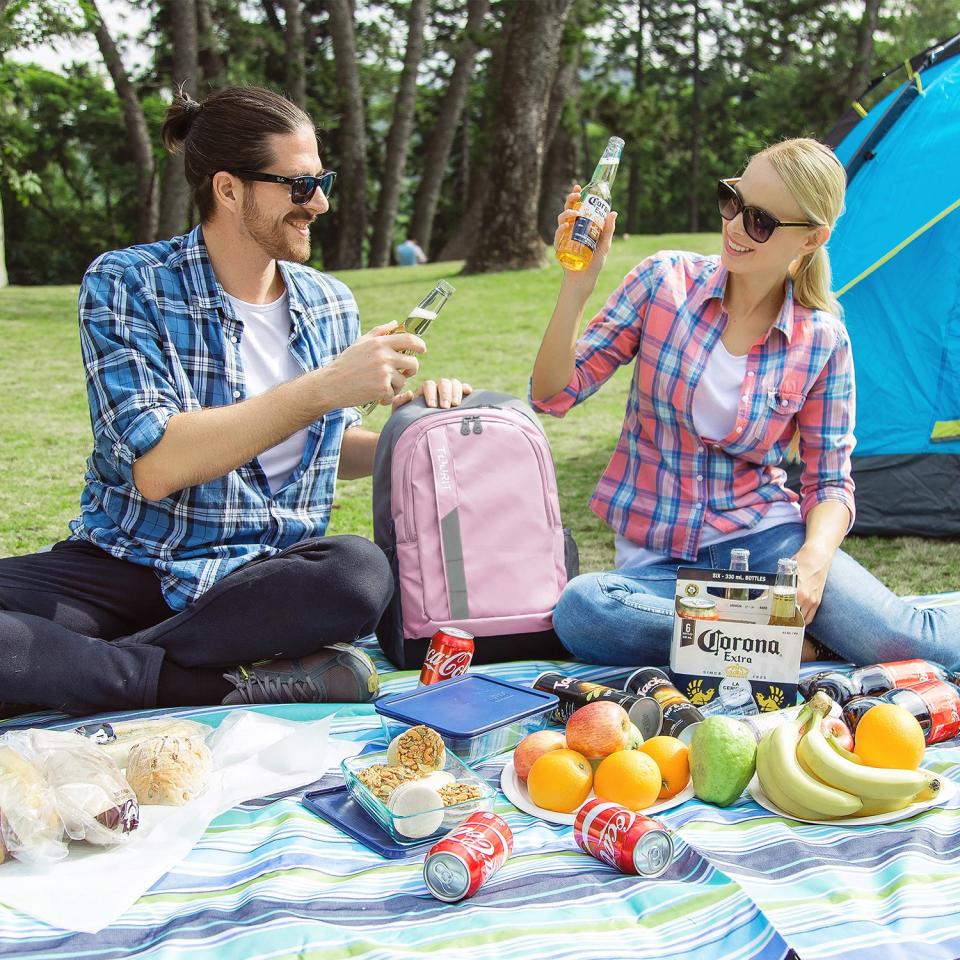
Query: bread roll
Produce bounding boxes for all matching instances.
[125,735,212,806]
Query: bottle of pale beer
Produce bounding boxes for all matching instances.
[768,557,801,626]
[725,547,751,601]
[556,136,624,272]
[358,279,455,415]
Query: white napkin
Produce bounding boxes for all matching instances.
[0,710,359,933]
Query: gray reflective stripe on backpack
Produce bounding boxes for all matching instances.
[440,508,469,619]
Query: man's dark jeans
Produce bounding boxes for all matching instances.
[0,536,392,715]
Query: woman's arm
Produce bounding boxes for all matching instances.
[794,499,852,624]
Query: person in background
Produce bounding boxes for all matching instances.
[396,237,428,266]
[531,137,960,671]
[0,86,470,717]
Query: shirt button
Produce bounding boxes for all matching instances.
[748,371,755,377]
[695,502,703,509]
[231,336,238,344]
[736,426,743,434]
[696,474,704,482]
[781,400,789,407]
[742,394,749,402]
[233,390,241,399]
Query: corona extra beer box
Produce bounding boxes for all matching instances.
[669,567,804,715]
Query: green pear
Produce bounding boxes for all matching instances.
[689,716,757,807]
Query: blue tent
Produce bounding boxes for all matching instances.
[824,35,960,535]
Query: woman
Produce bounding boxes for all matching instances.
[532,137,959,670]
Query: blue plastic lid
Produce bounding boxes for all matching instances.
[375,674,559,738]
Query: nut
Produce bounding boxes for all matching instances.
[438,782,483,806]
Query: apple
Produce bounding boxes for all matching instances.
[513,730,567,781]
[822,715,855,753]
[565,701,632,761]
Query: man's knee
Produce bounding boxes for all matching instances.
[553,574,603,652]
[318,536,393,624]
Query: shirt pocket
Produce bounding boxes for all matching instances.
[743,383,806,449]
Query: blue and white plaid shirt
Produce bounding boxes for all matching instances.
[70,225,362,610]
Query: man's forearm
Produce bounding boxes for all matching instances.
[133,369,336,500]
[338,427,379,479]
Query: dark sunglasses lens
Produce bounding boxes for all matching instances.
[290,178,316,204]
[717,182,739,220]
[743,208,775,243]
[319,172,335,197]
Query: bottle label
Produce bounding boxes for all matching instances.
[880,659,942,687]
[570,195,611,251]
[914,680,960,743]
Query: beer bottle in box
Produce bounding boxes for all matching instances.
[841,679,960,745]
[556,137,624,272]
[800,659,959,705]
[768,557,802,627]
[725,548,751,601]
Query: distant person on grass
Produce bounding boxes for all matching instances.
[532,137,960,671]
[395,238,427,266]
[0,86,470,717]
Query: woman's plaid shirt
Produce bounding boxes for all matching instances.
[532,251,856,561]
[69,226,361,610]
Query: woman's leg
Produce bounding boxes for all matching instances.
[553,565,682,665]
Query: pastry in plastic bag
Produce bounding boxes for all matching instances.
[26,729,139,845]
[75,717,214,768]
[0,742,68,863]
[125,735,212,805]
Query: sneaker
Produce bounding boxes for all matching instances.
[221,643,380,706]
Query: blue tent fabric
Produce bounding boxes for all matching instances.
[822,38,960,533]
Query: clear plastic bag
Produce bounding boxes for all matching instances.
[74,717,213,768]
[22,730,139,846]
[0,737,68,863]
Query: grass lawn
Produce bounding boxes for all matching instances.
[1,233,957,595]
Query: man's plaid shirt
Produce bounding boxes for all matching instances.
[532,251,856,561]
[70,225,362,610]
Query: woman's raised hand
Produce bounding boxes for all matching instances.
[554,183,617,293]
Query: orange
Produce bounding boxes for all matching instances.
[854,704,926,770]
[593,750,662,811]
[527,748,593,813]
[638,736,690,800]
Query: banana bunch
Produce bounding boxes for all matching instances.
[756,691,941,821]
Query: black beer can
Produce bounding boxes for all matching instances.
[533,672,663,742]
[624,667,704,743]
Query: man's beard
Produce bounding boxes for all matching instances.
[241,191,312,263]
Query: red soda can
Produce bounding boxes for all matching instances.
[573,799,674,877]
[423,811,513,902]
[419,627,475,686]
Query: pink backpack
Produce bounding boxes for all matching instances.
[373,391,578,668]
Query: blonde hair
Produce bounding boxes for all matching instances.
[755,138,846,318]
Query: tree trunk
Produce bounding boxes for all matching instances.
[537,48,579,243]
[626,0,645,234]
[326,0,368,269]
[409,0,490,258]
[846,0,881,103]
[283,0,306,108]
[0,191,7,288]
[368,0,429,268]
[688,0,701,233]
[196,0,227,90]
[463,0,572,274]
[86,0,158,243]
[158,0,198,239]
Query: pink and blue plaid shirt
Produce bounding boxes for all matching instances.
[532,251,856,561]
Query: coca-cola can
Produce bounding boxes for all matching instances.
[423,811,513,902]
[419,627,475,687]
[573,799,674,877]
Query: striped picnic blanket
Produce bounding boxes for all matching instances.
[1,594,958,960]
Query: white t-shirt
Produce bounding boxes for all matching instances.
[224,290,308,495]
[615,335,801,570]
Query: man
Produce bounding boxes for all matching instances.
[0,86,469,716]
[395,238,428,266]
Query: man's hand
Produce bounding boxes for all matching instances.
[320,321,426,409]
[391,378,473,411]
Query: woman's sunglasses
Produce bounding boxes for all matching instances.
[717,178,819,244]
[226,169,337,205]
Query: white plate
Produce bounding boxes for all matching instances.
[748,772,955,826]
[500,758,695,825]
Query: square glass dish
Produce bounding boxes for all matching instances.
[375,674,559,764]
[340,748,495,845]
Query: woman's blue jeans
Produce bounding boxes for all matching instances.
[554,523,960,671]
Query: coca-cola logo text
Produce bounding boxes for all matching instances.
[454,827,497,859]
[424,648,471,677]
[596,809,634,868]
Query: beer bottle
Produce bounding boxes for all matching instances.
[799,658,959,705]
[359,280,455,415]
[556,136,624,272]
[767,557,801,626]
[725,548,751,601]
[841,679,960,745]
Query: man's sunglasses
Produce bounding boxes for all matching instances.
[717,178,819,244]
[226,169,337,205]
